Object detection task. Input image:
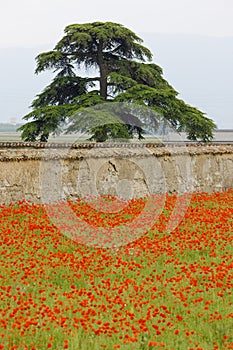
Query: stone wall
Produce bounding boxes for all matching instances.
[0,143,232,204]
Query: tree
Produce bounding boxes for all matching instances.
[18,22,216,142]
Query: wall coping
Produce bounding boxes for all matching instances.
[0,141,233,149]
[0,142,233,162]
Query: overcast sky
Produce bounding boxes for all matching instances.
[0,0,233,127]
[1,0,233,47]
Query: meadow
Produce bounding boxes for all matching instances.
[0,191,232,349]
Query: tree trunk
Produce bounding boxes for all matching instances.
[97,41,108,100]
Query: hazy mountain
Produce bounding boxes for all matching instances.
[0,46,53,123]
[142,33,233,129]
[0,34,232,128]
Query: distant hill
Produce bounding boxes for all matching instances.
[142,33,233,129]
[0,46,53,124]
[0,123,22,132]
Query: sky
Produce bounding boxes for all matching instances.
[0,0,233,127]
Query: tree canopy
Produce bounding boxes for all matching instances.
[18,21,216,142]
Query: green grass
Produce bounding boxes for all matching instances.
[0,191,232,349]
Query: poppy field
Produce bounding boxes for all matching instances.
[0,190,232,349]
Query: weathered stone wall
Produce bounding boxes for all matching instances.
[0,143,232,204]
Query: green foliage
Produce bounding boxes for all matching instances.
[31,76,90,108]
[19,21,216,142]
[18,105,75,142]
[89,124,132,142]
